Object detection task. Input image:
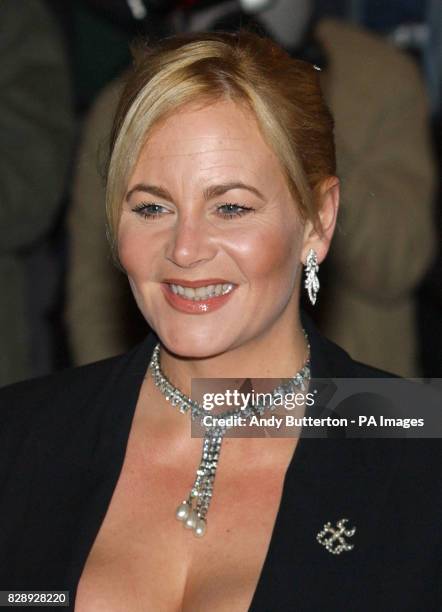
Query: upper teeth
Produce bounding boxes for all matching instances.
[169,283,234,300]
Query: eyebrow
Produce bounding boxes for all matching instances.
[125,181,265,202]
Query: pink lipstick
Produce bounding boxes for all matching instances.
[160,280,237,314]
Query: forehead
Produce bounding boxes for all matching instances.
[137,98,277,163]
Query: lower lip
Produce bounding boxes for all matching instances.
[160,283,237,314]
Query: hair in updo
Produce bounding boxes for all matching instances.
[106,30,336,259]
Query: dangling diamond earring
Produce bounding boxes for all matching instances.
[304,248,320,305]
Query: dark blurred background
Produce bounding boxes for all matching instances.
[1,0,440,387]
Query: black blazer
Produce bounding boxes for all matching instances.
[0,313,441,611]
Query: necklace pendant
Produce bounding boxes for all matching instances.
[175,499,207,537]
[149,336,311,538]
[175,430,222,537]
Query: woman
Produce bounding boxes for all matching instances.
[0,31,440,611]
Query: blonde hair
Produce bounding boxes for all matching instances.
[106,30,336,259]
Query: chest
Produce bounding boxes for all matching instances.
[74,421,298,612]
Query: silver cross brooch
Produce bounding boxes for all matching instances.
[317,518,356,555]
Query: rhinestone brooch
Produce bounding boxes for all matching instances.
[317,518,356,555]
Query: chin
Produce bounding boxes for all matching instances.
[154,325,229,360]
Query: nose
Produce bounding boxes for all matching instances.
[165,213,216,269]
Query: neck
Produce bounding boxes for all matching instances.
[158,312,309,398]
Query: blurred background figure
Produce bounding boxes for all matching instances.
[66,0,437,377]
[0,0,73,386]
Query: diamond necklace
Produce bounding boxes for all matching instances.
[148,333,311,537]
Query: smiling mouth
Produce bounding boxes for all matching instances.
[168,282,235,301]
[160,281,237,314]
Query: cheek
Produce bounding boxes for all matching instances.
[117,220,156,280]
[229,223,301,283]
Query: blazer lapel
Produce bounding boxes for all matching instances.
[249,312,402,610]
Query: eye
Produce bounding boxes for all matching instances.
[216,203,254,219]
[132,202,170,219]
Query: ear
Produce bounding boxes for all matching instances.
[301,176,340,265]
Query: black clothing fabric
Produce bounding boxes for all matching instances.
[0,313,441,610]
